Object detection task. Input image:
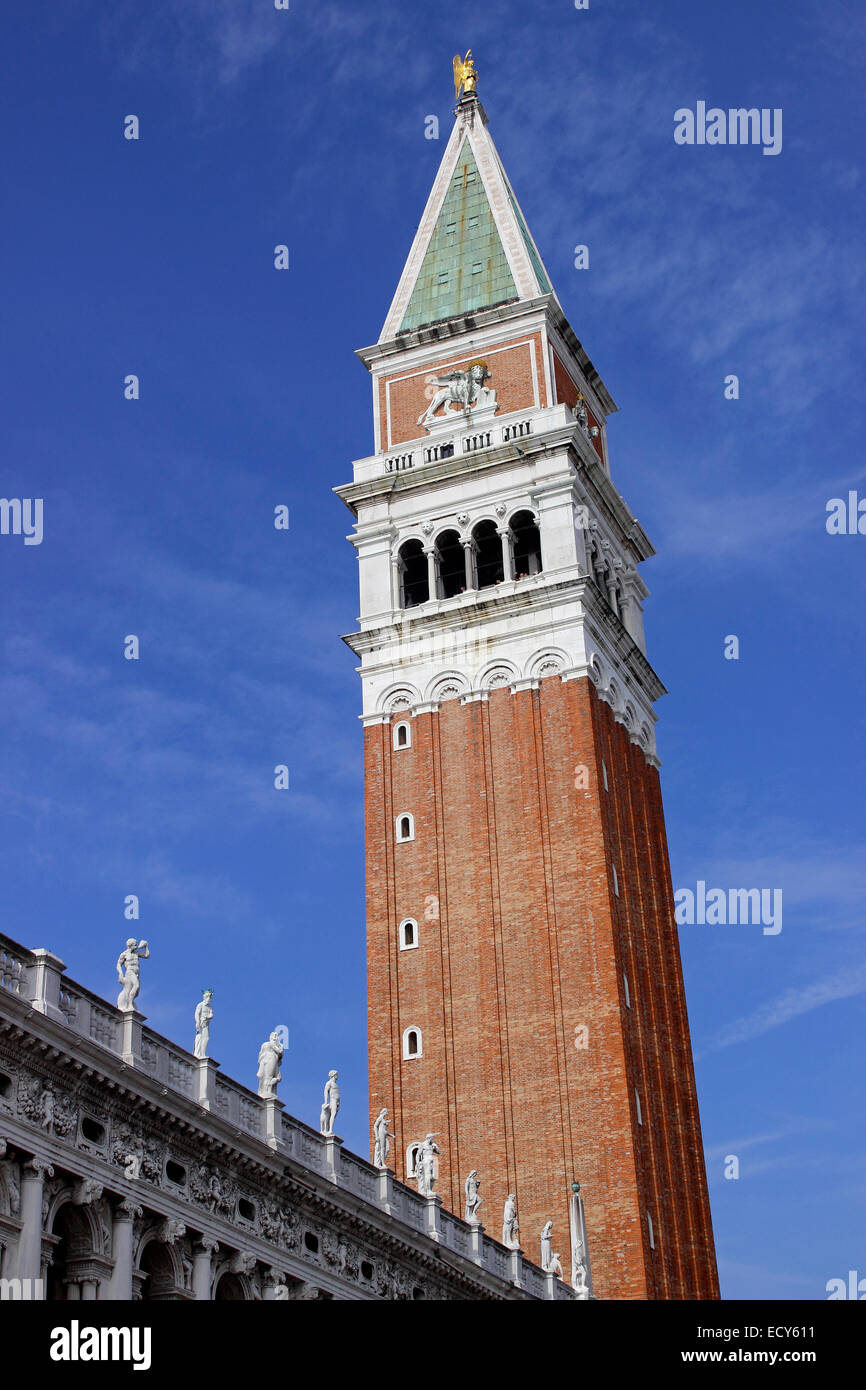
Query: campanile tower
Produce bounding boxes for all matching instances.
[337,59,719,1301]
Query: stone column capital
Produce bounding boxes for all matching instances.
[114,1199,143,1223]
[23,1157,54,1181]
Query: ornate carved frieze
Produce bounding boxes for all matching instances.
[18,1077,77,1138]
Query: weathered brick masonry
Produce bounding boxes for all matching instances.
[381,334,546,449]
[365,675,718,1300]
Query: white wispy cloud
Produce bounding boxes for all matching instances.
[650,473,828,562]
[0,558,362,871]
[676,824,866,932]
[704,961,866,1053]
[486,17,864,429]
[704,1121,828,1162]
[98,0,431,95]
[805,0,866,72]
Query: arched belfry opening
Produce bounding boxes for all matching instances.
[472,520,503,589]
[398,539,428,608]
[435,529,465,598]
[511,510,542,578]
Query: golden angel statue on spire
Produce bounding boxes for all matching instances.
[453,50,478,100]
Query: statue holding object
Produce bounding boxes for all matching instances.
[116,939,149,1012]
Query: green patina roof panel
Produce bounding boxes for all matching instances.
[399,141,518,332]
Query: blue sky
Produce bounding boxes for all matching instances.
[1,0,863,1300]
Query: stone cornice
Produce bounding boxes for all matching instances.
[360,296,549,369]
[335,413,581,516]
[341,572,667,706]
[546,303,618,417]
[358,296,618,427]
[574,445,656,561]
[580,583,668,704]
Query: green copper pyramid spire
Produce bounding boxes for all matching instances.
[380,87,561,343]
[398,139,518,333]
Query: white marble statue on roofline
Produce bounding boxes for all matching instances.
[416,1134,440,1197]
[116,938,150,1012]
[256,1029,284,1099]
[502,1193,520,1249]
[572,1235,589,1297]
[540,1219,553,1271]
[573,1248,589,1296]
[373,1107,394,1168]
[194,989,214,1059]
[464,1170,482,1224]
[319,1070,340,1135]
[417,360,498,430]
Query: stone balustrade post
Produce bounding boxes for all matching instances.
[322,1133,343,1184]
[424,1194,442,1243]
[195,1057,219,1111]
[262,1097,285,1151]
[376,1166,395,1215]
[120,1010,144,1066]
[468,1222,485,1265]
[29,949,67,1024]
